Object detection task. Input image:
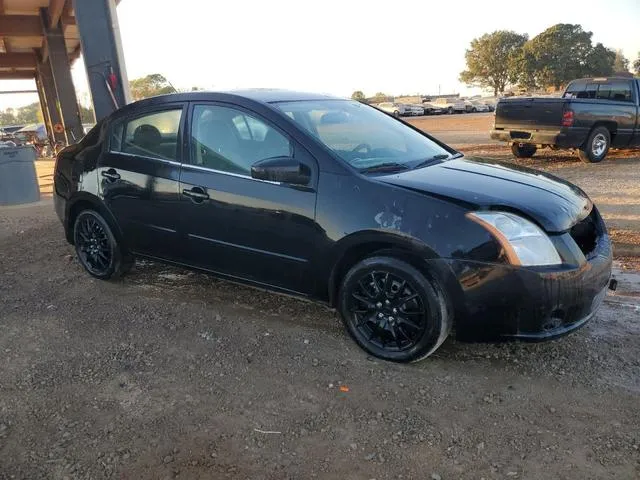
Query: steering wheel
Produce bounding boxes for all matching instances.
[352,143,371,153]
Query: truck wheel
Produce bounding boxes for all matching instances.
[578,126,610,163]
[393,110,400,118]
[511,143,537,158]
[448,107,454,115]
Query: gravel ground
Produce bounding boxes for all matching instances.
[0,201,639,479]
[407,113,496,146]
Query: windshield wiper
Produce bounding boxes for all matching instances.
[412,152,461,170]
[358,162,410,174]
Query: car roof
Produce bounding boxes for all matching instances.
[571,77,636,83]
[126,89,342,108]
[110,89,347,120]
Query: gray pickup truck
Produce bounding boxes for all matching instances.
[491,77,640,162]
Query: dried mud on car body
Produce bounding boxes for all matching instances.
[0,208,639,479]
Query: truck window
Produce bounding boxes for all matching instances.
[608,80,633,102]
[595,84,612,100]
[584,83,598,99]
[563,80,586,98]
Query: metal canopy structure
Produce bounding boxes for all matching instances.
[0,0,81,79]
[0,0,129,144]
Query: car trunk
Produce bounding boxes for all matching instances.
[494,97,567,133]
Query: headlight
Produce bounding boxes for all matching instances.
[466,212,562,266]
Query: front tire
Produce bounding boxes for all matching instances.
[73,210,133,280]
[578,126,610,163]
[338,256,451,363]
[511,143,537,158]
[393,110,400,118]
[448,107,454,115]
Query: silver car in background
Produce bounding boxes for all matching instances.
[433,97,467,114]
[376,102,407,117]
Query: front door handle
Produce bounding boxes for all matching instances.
[101,169,121,181]
[182,186,210,203]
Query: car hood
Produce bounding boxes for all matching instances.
[378,158,592,232]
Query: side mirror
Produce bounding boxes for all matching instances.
[251,157,311,185]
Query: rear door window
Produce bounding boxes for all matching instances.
[111,109,183,161]
[608,80,633,102]
[595,83,612,100]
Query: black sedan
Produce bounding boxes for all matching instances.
[53,90,613,362]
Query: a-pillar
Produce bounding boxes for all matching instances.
[73,0,131,121]
[40,8,84,143]
[35,59,66,144]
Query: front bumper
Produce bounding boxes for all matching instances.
[446,232,612,342]
[490,127,589,148]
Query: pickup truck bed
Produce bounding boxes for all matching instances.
[490,77,640,162]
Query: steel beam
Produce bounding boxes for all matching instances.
[0,15,41,36]
[0,71,35,80]
[73,0,131,120]
[36,58,66,144]
[0,52,37,68]
[35,74,54,144]
[40,8,83,143]
[48,0,66,28]
[0,90,39,94]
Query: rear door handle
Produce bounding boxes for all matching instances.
[101,169,120,181]
[182,186,210,203]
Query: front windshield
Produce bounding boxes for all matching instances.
[275,100,453,171]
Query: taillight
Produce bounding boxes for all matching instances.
[562,110,574,127]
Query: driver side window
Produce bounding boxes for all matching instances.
[190,105,292,175]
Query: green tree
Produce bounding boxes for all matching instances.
[371,92,389,103]
[129,74,176,101]
[351,90,366,102]
[612,49,630,73]
[633,52,640,75]
[79,105,95,124]
[12,103,42,125]
[459,30,528,96]
[0,110,16,126]
[519,24,614,89]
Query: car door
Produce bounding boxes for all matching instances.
[177,102,320,294]
[98,104,186,260]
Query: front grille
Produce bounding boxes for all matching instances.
[570,208,599,257]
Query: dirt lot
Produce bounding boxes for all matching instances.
[1,129,639,479]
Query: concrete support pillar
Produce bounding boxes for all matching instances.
[73,0,131,121]
[36,59,66,144]
[40,8,84,143]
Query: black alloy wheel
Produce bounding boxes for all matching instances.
[73,210,132,280]
[339,256,450,362]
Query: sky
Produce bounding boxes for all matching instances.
[1,0,639,111]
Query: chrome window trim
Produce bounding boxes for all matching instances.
[182,163,282,186]
[108,150,181,166]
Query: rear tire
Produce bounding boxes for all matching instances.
[578,126,610,163]
[448,107,454,115]
[393,110,400,118]
[511,143,537,158]
[73,210,133,280]
[338,256,451,363]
